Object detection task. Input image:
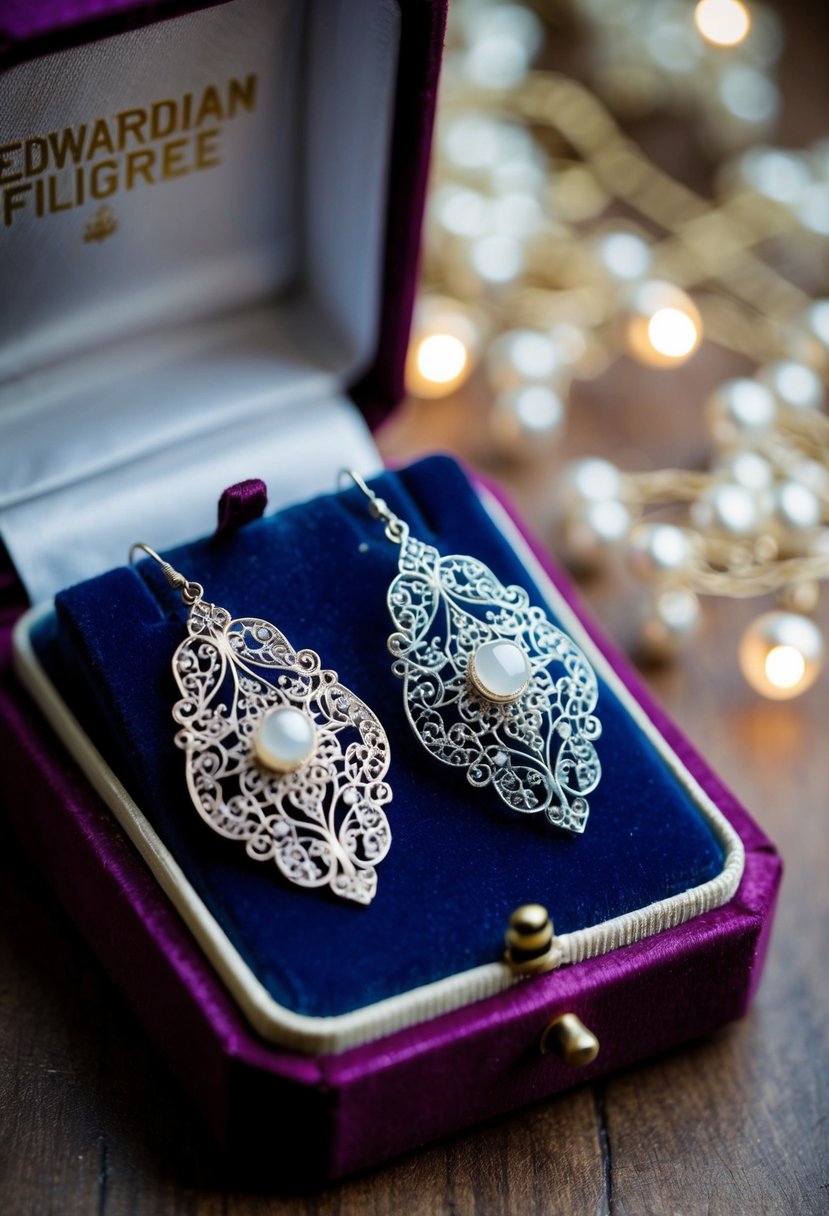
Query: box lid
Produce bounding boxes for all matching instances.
[0,0,447,602]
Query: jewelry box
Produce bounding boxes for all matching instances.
[0,0,781,1186]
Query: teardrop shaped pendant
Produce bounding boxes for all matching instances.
[134,546,392,905]
[342,475,602,833]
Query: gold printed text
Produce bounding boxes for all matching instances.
[1,74,257,228]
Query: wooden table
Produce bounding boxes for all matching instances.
[2,6,828,1214]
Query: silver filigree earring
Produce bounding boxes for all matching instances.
[341,474,602,834]
[131,544,393,904]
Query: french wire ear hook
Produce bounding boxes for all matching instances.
[129,542,203,605]
[339,469,408,544]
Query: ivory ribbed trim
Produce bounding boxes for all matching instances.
[11,489,743,1055]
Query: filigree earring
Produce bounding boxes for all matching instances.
[341,474,602,834]
[131,544,393,905]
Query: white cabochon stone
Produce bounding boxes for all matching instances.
[254,706,317,773]
[469,639,531,703]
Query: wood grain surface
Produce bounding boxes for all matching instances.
[2,3,829,1213]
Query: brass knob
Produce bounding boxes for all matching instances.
[504,904,558,974]
[540,1013,600,1068]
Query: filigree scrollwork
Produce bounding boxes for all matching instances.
[387,534,601,833]
[172,600,392,904]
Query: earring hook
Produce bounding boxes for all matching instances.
[339,469,407,545]
[129,542,203,605]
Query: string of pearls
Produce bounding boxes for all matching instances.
[406,0,829,697]
[563,0,783,154]
[560,386,829,696]
[561,383,829,698]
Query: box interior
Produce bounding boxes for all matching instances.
[26,457,740,1040]
[2,0,751,1063]
[0,0,401,601]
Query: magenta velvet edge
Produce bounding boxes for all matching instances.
[0,0,232,44]
[0,479,782,1180]
[349,0,448,427]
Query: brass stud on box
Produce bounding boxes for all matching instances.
[540,1013,600,1068]
[504,903,559,974]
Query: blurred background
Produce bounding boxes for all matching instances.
[3,6,828,1209]
[381,0,829,709]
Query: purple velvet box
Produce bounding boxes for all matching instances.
[0,502,782,1180]
[0,0,781,1187]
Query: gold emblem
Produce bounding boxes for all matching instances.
[83,205,118,243]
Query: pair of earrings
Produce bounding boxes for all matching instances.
[132,472,602,906]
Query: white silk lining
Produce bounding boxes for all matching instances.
[0,0,400,600]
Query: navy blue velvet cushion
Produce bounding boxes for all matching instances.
[48,456,724,1017]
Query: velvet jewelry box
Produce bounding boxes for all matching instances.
[0,0,781,1188]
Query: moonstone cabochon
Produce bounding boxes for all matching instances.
[254,705,317,773]
[468,640,532,702]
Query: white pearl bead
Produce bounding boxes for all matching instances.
[440,114,504,176]
[789,299,829,375]
[489,156,548,197]
[756,361,825,412]
[705,378,777,447]
[640,587,701,659]
[718,451,775,493]
[468,234,525,287]
[254,707,317,774]
[646,19,700,74]
[594,230,652,281]
[804,299,829,344]
[487,329,563,392]
[560,457,624,508]
[691,483,760,537]
[627,523,694,582]
[739,611,824,699]
[771,481,821,533]
[463,36,533,89]
[718,65,779,127]
[549,322,589,367]
[793,459,829,498]
[778,580,820,615]
[489,191,544,239]
[795,183,829,237]
[440,114,537,182]
[809,136,829,180]
[461,7,542,92]
[736,147,811,204]
[468,640,531,703]
[461,5,544,60]
[561,500,632,571]
[491,385,566,455]
[430,185,490,240]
